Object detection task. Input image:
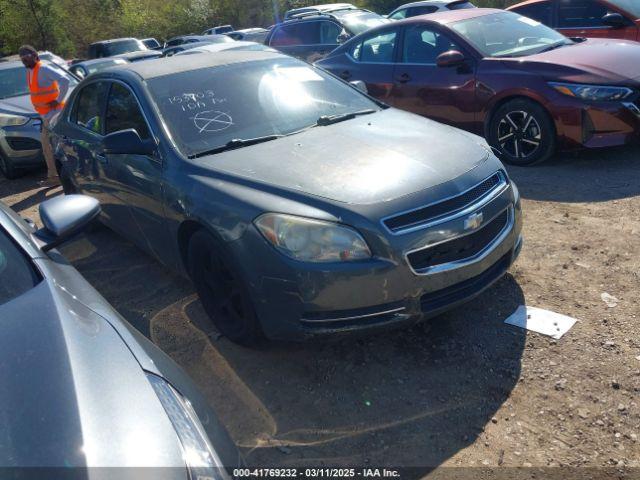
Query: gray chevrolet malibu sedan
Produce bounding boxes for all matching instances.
[0,196,239,476]
[51,50,522,344]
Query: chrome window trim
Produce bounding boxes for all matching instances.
[405,205,514,276]
[381,170,508,235]
[300,306,407,323]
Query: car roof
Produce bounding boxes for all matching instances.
[506,0,543,9]
[394,0,463,7]
[0,59,23,69]
[110,50,286,80]
[90,37,139,45]
[394,7,503,25]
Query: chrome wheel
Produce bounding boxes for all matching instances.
[497,110,542,160]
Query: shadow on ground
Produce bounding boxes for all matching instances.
[507,145,640,203]
[60,223,527,474]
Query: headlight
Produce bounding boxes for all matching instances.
[0,112,30,127]
[254,213,372,262]
[549,82,633,102]
[147,373,229,480]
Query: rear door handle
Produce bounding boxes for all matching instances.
[396,73,411,83]
[95,153,107,164]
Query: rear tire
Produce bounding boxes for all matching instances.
[488,99,555,166]
[187,230,263,346]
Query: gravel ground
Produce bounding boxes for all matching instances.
[1,146,638,479]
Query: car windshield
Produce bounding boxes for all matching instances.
[147,57,380,158]
[451,11,571,58]
[607,0,640,18]
[0,226,40,306]
[105,40,145,56]
[334,10,390,35]
[0,66,29,99]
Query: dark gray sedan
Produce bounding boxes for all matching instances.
[51,51,522,344]
[0,195,239,475]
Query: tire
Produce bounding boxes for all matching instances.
[187,230,263,345]
[59,164,78,195]
[0,151,19,179]
[488,99,556,166]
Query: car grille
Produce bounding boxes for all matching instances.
[383,172,505,234]
[6,137,41,151]
[407,208,510,273]
[420,251,511,313]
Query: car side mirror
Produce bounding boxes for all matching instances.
[35,195,100,252]
[350,80,368,94]
[602,12,626,28]
[337,31,351,44]
[437,50,466,68]
[103,129,154,156]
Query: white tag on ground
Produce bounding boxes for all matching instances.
[504,305,577,339]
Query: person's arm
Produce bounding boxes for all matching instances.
[39,63,73,104]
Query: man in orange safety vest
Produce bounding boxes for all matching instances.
[19,45,73,187]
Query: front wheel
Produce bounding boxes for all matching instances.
[187,230,263,346]
[488,99,556,166]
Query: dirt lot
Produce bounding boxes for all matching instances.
[1,147,638,478]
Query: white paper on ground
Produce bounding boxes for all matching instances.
[504,305,577,339]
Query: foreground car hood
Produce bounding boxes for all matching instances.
[198,109,489,205]
[515,38,640,84]
[0,280,185,469]
[0,94,37,116]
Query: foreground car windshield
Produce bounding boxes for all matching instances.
[0,67,29,99]
[148,58,380,157]
[451,11,571,58]
[0,227,40,306]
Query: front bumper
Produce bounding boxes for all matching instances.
[552,96,640,150]
[0,118,43,168]
[235,178,523,341]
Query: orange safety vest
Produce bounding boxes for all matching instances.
[27,61,64,116]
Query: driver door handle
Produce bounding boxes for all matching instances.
[95,153,107,164]
[340,70,352,80]
[396,72,411,83]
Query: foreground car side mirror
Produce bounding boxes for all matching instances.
[35,195,100,252]
[602,12,626,28]
[103,129,154,156]
[437,50,466,68]
[350,80,368,94]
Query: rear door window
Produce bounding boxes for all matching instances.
[389,8,408,20]
[351,29,398,62]
[72,81,109,134]
[270,22,321,46]
[319,21,343,44]
[105,83,151,139]
[512,1,553,25]
[557,0,609,28]
[0,227,41,307]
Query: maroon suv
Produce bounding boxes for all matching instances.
[316,8,640,165]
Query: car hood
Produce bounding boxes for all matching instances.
[0,279,186,469]
[509,38,640,84]
[196,109,490,205]
[0,94,37,117]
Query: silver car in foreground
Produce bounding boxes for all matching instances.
[0,195,240,476]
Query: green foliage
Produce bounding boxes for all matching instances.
[0,0,521,57]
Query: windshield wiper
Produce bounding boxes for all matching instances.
[537,41,570,54]
[316,109,377,126]
[188,134,283,158]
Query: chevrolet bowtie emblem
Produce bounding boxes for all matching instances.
[464,212,484,231]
